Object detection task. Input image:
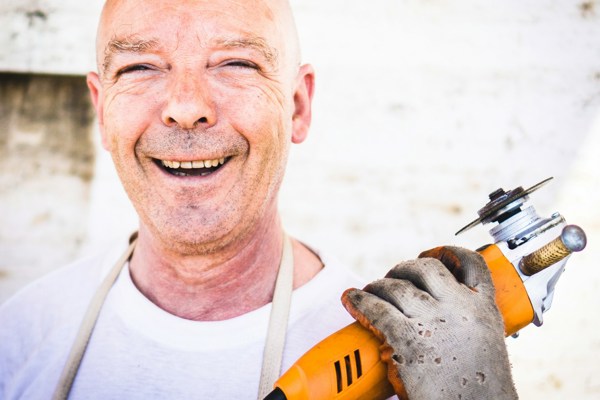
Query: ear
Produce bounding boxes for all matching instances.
[86,72,110,151]
[291,64,315,144]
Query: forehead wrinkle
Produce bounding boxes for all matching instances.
[102,35,160,73]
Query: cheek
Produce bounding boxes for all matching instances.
[219,86,292,200]
[103,85,163,153]
[230,97,290,177]
[222,82,292,142]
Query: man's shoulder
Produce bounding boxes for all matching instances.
[0,242,128,397]
[306,247,366,290]
[289,246,366,326]
[0,243,125,329]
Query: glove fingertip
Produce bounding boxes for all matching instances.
[417,246,442,259]
[340,288,368,318]
[341,289,389,343]
[419,245,495,290]
[420,246,466,281]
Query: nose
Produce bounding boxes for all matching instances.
[161,72,217,129]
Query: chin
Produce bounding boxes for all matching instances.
[139,197,272,254]
[147,216,242,255]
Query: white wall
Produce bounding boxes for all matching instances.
[2,0,599,398]
[0,0,102,74]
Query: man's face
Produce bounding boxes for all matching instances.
[88,0,313,252]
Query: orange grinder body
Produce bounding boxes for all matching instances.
[271,244,533,400]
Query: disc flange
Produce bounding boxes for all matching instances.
[455,177,553,235]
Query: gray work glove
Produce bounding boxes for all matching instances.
[342,246,518,400]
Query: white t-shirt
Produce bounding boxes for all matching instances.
[0,241,364,399]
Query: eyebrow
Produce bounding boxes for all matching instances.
[102,35,160,74]
[215,37,279,66]
[101,35,279,74]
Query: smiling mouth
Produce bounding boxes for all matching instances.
[157,157,228,177]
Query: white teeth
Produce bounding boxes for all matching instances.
[161,158,226,169]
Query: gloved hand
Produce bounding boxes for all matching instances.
[342,246,518,400]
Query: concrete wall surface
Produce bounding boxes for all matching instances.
[1,0,599,399]
[0,0,102,74]
[0,73,95,298]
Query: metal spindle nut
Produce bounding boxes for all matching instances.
[519,225,586,276]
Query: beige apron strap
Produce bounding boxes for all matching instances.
[52,234,138,400]
[257,234,295,400]
[52,231,293,400]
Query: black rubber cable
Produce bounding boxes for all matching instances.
[263,387,287,400]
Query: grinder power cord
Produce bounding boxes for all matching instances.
[265,177,587,400]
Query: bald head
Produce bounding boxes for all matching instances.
[95,0,302,80]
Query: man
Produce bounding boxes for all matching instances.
[0,0,517,399]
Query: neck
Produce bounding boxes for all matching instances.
[128,213,322,321]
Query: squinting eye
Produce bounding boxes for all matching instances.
[117,64,152,75]
[224,60,258,69]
